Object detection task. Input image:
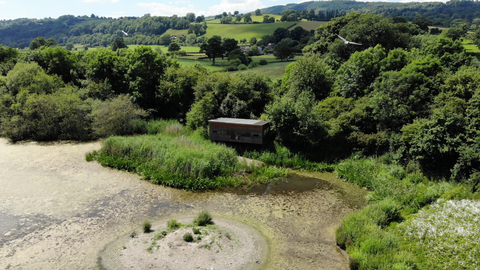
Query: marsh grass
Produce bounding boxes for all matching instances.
[183,233,194,242]
[334,154,475,269]
[194,211,213,226]
[168,219,181,230]
[398,199,480,269]
[88,132,239,189]
[142,221,152,233]
[87,121,289,189]
[244,142,334,171]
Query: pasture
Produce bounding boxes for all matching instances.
[204,22,298,40]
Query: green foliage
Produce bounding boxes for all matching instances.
[142,221,152,233]
[183,233,194,242]
[200,35,223,65]
[111,37,127,51]
[87,132,239,189]
[167,219,181,230]
[0,62,93,142]
[266,91,326,145]
[333,45,386,98]
[397,199,480,269]
[334,155,471,269]
[244,142,333,171]
[304,13,411,62]
[249,166,289,184]
[401,103,466,175]
[186,92,216,130]
[91,94,147,137]
[281,53,334,100]
[124,46,169,114]
[194,211,213,226]
[157,65,207,121]
[186,72,273,128]
[167,42,181,52]
[274,38,296,61]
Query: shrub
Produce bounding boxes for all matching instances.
[143,221,152,233]
[237,64,247,70]
[146,119,181,134]
[91,94,147,137]
[259,59,268,65]
[397,199,480,269]
[248,61,259,68]
[194,211,213,226]
[168,219,181,230]
[193,228,201,234]
[88,132,239,189]
[227,59,241,67]
[226,65,238,71]
[183,233,194,242]
[163,123,183,135]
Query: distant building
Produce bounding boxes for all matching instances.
[208,118,270,145]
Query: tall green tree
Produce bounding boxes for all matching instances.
[124,46,169,114]
[200,35,224,65]
[111,37,127,51]
[274,38,296,61]
[281,53,334,100]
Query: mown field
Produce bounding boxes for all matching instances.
[233,60,293,81]
[462,39,480,53]
[127,44,202,53]
[204,22,298,40]
[205,14,283,24]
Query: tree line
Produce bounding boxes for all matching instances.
[262,0,480,29]
[1,11,479,183]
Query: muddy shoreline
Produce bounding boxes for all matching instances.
[0,138,366,269]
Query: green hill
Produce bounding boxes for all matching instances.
[260,0,480,28]
[205,22,297,40]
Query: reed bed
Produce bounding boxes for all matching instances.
[87,133,239,189]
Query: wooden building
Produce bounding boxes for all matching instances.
[208,118,270,145]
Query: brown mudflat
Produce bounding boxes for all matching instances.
[0,138,366,270]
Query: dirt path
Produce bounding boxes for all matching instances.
[0,138,366,269]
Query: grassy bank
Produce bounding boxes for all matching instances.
[86,120,288,190]
[334,155,480,269]
[204,22,297,40]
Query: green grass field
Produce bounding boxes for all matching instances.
[462,39,480,53]
[234,61,293,81]
[164,29,189,36]
[175,58,226,72]
[205,22,297,40]
[127,45,202,53]
[295,21,327,31]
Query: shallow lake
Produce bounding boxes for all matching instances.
[0,139,367,269]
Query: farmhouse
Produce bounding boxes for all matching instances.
[208,118,270,145]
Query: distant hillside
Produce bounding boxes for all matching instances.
[261,0,480,28]
[1,0,480,48]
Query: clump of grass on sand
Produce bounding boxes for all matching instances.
[194,211,213,226]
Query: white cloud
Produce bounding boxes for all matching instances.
[138,0,265,16]
[0,1,7,3]
[207,0,265,16]
[83,0,119,3]
[107,11,127,18]
[169,1,190,4]
[137,2,202,16]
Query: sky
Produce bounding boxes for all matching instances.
[0,0,448,20]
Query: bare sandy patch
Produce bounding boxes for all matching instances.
[100,216,268,270]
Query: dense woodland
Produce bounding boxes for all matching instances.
[263,0,480,28]
[2,8,480,269]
